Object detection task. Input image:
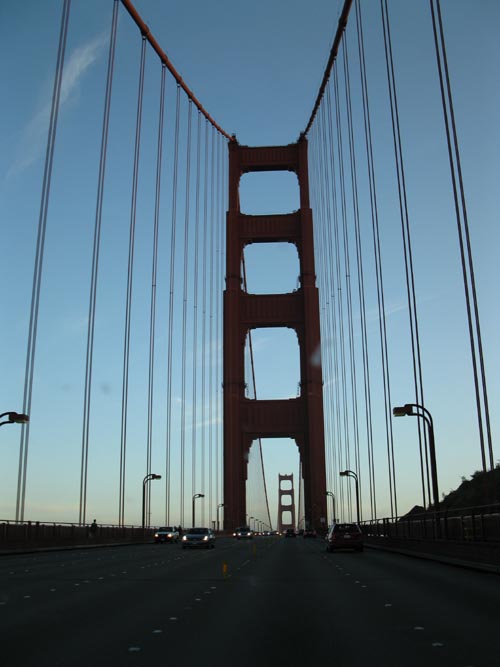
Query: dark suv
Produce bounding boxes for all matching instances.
[233,526,253,539]
[325,522,363,552]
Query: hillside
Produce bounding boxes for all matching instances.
[439,465,500,510]
[401,466,500,518]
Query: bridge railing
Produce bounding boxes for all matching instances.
[360,504,500,543]
[0,519,154,551]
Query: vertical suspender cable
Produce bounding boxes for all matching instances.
[191,112,202,509]
[219,137,228,513]
[333,65,363,519]
[326,84,353,520]
[381,0,429,507]
[311,123,329,499]
[430,0,493,471]
[164,84,181,525]
[200,120,209,525]
[208,127,215,523]
[215,134,221,514]
[320,101,345,519]
[180,100,193,527]
[145,64,166,527]
[17,0,71,523]
[342,36,377,519]
[119,35,147,526]
[313,111,331,501]
[241,256,272,530]
[311,118,335,512]
[355,0,397,518]
[80,0,119,526]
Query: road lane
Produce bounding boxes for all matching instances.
[1,537,499,666]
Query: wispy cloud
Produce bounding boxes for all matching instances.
[364,292,439,326]
[7,32,108,180]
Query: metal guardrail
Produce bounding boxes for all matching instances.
[0,519,154,550]
[360,504,500,543]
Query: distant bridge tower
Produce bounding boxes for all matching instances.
[223,136,328,533]
[277,474,296,533]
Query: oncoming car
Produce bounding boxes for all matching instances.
[233,526,253,539]
[182,527,215,549]
[325,522,363,552]
[154,527,179,544]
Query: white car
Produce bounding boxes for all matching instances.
[154,526,179,543]
[182,527,216,549]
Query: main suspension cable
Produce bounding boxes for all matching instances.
[120,0,232,140]
[304,0,353,136]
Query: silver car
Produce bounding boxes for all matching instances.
[181,527,216,549]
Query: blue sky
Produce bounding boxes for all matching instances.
[1,0,498,529]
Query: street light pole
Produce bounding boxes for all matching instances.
[216,503,224,532]
[0,411,29,427]
[325,491,336,524]
[142,473,161,529]
[192,493,204,528]
[339,471,360,524]
[393,403,439,511]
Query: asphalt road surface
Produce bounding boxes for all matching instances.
[1,535,499,666]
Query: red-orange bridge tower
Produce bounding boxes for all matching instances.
[223,136,327,533]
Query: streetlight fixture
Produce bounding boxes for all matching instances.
[339,470,360,524]
[393,403,439,511]
[142,473,161,529]
[249,516,254,531]
[325,491,336,524]
[216,503,225,533]
[0,411,29,427]
[192,493,204,528]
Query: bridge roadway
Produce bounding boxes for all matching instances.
[1,536,498,666]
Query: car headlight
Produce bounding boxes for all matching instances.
[182,535,187,541]
[203,535,208,541]
[154,533,159,538]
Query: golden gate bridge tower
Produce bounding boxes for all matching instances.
[277,474,297,534]
[223,135,327,533]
